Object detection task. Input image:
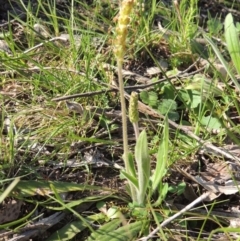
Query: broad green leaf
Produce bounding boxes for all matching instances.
[139,91,149,104]
[12,180,105,197]
[200,115,222,129]
[157,99,179,121]
[160,183,168,201]
[87,219,121,241]
[128,152,137,178]
[91,220,147,241]
[47,218,96,241]
[158,99,177,114]
[236,22,240,31]
[51,221,87,240]
[135,130,150,206]
[225,13,240,75]
[148,91,158,107]
[161,83,175,99]
[178,89,201,109]
[140,91,158,107]
[167,111,179,121]
[151,118,169,193]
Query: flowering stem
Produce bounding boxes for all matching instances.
[117,61,129,170]
[114,0,137,202]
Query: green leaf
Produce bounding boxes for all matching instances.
[92,220,146,241]
[107,206,121,219]
[153,183,168,207]
[236,22,240,31]
[158,99,177,114]
[12,180,105,197]
[151,118,169,193]
[157,99,179,121]
[130,206,149,219]
[121,170,139,189]
[154,212,164,223]
[203,33,240,91]
[139,91,149,104]
[178,89,201,109]
[87,219,121,241]
[50,182,63,203]
[207,18,223,35]
[225,13,240,75]
[135,130,150,206]
[49,221,86,240]
[148,91,158,107]
[128,152,137,178]
[47,218,97,241]
[167,111,179,121]
[168,182,186,195]
[140,91,158,107]
[48,195,115,211]
[161,83,175,99]
[166,68,179,77]
[200,115,222,129]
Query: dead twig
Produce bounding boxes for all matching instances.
[51,64,206,101]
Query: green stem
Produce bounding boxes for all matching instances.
[117,60,137,202]
[117,60,129,168]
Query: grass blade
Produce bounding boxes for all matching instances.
[203,34,240,90]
